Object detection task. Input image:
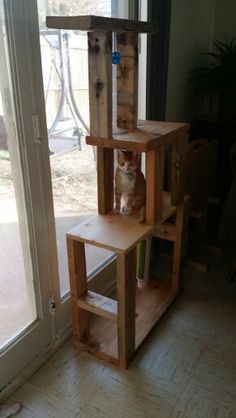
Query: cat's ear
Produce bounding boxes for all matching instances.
[117,149,125,156]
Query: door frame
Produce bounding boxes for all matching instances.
[0,0,56,391]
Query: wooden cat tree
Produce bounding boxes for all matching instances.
[47,15,190,368]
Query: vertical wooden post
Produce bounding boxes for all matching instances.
[67,238,89,343]
[117,248,136,368]
[117,32,138,130]
[146,145,164,225]
[172,203,185,293]
[88,31,114,214]
[171,134,188,206]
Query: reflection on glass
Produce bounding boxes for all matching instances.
[0,6,37,350]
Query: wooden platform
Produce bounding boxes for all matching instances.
[75,278,176,366]
[86,120,190,152]
[46,15,158,33]
[67,192,181,254]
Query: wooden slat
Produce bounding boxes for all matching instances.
[117,32,138,129]
[88,31,113,214]
[171,133,188,206]
[46,15,158,33]
[152,223,176,241]
[66,239,89,342]
[146,146,164,225]
[86,120,190,152]
[77,290,117,322]
[117,248,136,368]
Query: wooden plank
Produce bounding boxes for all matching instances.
[67,192,180,254]
[86,120,190,152]
[88,31,112,138]
[117,32,138,129]
[172,204,185,293]
[146,146,164,225]
[66,239,89,342]
[77,290,117,322]
[135,283,177,349]
[88,31,113,214]
[97,147,114,214]
[46,15,158,33]
[117,248,137,368]
[152,223,176,242]
[171,134,188,206]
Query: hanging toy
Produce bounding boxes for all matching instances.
[112,33,121,64]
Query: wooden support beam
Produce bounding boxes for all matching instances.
[66,239,89,342]
[146,146,164,225]
[117,32,138,130]
[172,204,185,293]
[117,247,136,368]
[88,31,114,214]
[171,134,188,206]
[97,147,114,214]
[77,290,117,322]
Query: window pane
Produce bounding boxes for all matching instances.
[0,5,37,350]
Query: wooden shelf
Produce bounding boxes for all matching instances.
[75,278,176,366]
[67,192,180,254]
[86,120,190,152]
[46,15,157,33]
[77,290,117,322]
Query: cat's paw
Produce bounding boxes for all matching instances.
[124,207,133,215]
[112,208,120,214]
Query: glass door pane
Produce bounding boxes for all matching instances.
[37,0,123,298]
[0,4,37,350]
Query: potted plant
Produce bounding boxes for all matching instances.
[189,38,236,122]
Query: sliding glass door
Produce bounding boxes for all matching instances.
[0,0,55,389]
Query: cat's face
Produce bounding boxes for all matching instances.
[117,150,139,174]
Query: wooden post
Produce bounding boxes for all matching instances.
[117,32,138,130]
[67,238,89,343]
[88,31,114,214]
[117,248,136,368]
[171,134,188,206]
[172,204,185,293]
[146,145,164,225]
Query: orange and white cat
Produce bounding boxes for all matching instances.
[114,150,146,222]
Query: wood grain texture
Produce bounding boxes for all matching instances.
[171,133,188,206]
[8,250,236,418]
[66,192,181,254]
[86,119,190,152]
[66,239,89,343]
[77,291,117,322]
[97,147,114,214]
[117,248,136,368]
[87,31,113,214]
[46,15,158,33]
[146,146,164,225]
[117,32,138,129]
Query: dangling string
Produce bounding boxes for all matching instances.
[112,32,121,65]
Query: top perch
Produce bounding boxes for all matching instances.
[46,15,157,33]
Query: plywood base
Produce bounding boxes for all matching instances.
[74,278,177,368]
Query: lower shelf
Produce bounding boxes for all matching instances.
[74,277,178,366]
